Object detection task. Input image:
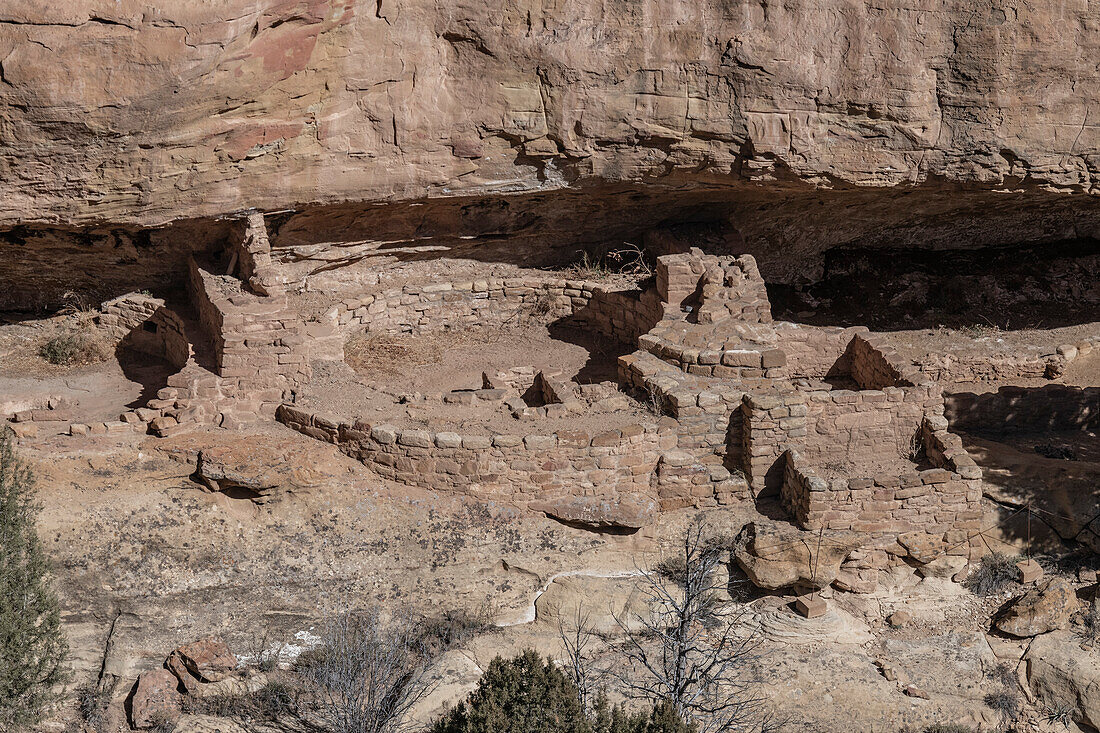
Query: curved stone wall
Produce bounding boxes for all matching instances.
[276,404,679,506]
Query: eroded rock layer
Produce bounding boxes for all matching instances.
[2,1,1100,242]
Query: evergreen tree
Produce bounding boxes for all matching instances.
[432,651,592,733]
[432,651,695,733]
[0,430,69,730]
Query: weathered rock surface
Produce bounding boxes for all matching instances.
[185,432,355,500]
[173,715,248,733]
[530,496,656,531]
[533,574,650,634]
[5,0,1100,308]
[996,578,1080,638]
[4,0,1100,228]
[733,521,863,590]
[1027,630,1100,730]
[917,555,969,580]
[130,669,181,729]
[755,604,874,645]
[171,638,238,683]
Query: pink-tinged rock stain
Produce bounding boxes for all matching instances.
[231,0,356,81]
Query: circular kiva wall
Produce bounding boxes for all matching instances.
[276,404,685,507]
[328,275,662,345]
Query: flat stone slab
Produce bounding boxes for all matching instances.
[530,496,656,530]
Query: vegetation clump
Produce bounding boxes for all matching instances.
[38,329,108,366]
[0,431,70,729]
[432,651,696,733]
[965,552,1019,597]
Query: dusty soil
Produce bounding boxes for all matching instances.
[298,321,652,432]
[815,454,930,482]
[15,424,1043,733]
[344,322,626,390]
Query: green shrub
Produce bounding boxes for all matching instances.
[432,652,695,733]
[0,431,70,729]
[432,651,591,733]
[965,553,1019,596]
[38,330,107,366]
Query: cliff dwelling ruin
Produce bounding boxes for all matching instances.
[2,2,1100,730]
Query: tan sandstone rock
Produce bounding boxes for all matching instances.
[529,496,656,531]
[996,578,1080,638]
[6,0,1100,310]
[733,521,863,591]
[130,669,181,729]
[1027,631,1100,730]
[170,638,238,683]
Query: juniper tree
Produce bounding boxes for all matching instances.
[0,430,69,730]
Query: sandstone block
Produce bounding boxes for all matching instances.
[130,669,181,729]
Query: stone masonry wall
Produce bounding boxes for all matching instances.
[800,384,941,466]
[276,404,681,506]
[781,413,984,562]
[331,276,660,347]
[741,390,809,493]
[847,333,917,389]
[946,384,1100,434]
[618,350,745,466]
[656,249,771,324]
[188,259,312,388]
[98,293,190,369]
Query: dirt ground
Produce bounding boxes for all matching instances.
[343,322,627,390]
[14,426,1045,733]
[297,321,650,432]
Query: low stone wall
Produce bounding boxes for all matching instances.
[847,333,917,388]
[800,383,941,466]
[636,326,786,379]
[331,276,660,346]
[276,404,688,506]
[98,293,190,369]
[781,425,984,563]
[740,389,809,492]
[778,325,862,380]
[915,338,1097,383]
[618,350,745,463]
[946,384,1100,435]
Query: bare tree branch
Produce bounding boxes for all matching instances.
[611,516,775,733]
[300,608,437,733]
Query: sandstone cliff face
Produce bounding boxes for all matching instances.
[2,0,1100,230]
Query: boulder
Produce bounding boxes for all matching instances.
[170,638,237,683]
[130,669,181,729]
[166,651,202,694]
[833,568,878,594]
[733,521,863,591]
[189,670,268,699]
[917,555,969,580]
[996,578,1080,638]
[1026,630,1100,729]
[530,496,656,531]
[897,532,944,564]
